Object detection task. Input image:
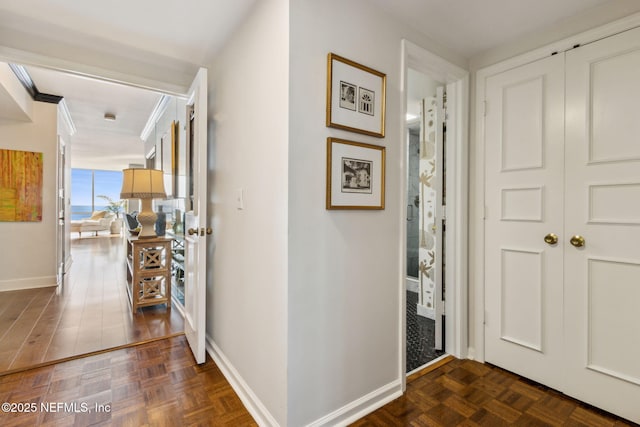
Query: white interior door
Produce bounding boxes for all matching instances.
[484,26,640,423]
[184,68,208,364]
[563,26,640,422]
[484,54,565,390]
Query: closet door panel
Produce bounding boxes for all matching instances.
[483,54,565,390]
[564,26,640,424]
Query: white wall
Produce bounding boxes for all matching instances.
[288,0,464,425]
[469,0,640,71]
[0,101,58,289]
[206,0,289,425]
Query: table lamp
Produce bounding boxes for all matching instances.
[120,168,166,238]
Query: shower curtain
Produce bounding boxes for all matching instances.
[417,96,439,317]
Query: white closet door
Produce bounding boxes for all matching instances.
[563,26,640,423]
[484,54,565,390]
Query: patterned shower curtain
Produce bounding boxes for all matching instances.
[417,97,438,315]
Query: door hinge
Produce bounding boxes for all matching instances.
[483,100,487,117]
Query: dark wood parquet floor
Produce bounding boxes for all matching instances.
[0,336,636,426]
[353,358,637,427]
[0,335,256,427]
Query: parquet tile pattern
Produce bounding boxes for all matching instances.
[352,358,637,426]
[0,336,636,426]
[0,234,183,375]
[0,335,257,426]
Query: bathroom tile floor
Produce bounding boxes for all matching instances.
[406,290,445,373]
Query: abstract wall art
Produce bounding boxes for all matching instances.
[0,148,43,222]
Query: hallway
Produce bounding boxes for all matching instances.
[0,234,183,374]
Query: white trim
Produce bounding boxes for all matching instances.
[140,94,171,141]
[0,45,189,96]
[471,12,640,363]
[446,74,470,360]
[0,276,57,292]
[306,380,402,427]
[417,303,434,320]
[65,254,73,274]
[400,40,470,391]
[206,335,280,427]
[405,276,419,293]
[58,99,76,136]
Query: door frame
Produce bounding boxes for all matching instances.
[471,12,640,363]
[400,39,469,388]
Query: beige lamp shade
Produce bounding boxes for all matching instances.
[120,168,166,199]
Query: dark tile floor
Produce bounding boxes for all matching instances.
[406,290,445,372]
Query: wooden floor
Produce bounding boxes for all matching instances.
[0,335,256,426]
[353,358,636,426]
[0,336,635,426]
[0,233,183,375]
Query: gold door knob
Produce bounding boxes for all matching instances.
[544,233,558,245]
[188,228,198,236]
[206,227,213,235]
[570,235,585,248]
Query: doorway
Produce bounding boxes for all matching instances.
[400,40,469,382]
[0,62,188,371]
[405,69,446,373]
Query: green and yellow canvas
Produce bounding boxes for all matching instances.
[0,149,43,222]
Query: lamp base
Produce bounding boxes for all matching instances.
[137,198,157,238]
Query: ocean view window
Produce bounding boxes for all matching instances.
[71,169,123,220]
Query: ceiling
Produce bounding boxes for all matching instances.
[26,66,163,171]
[0,0,628,170]
[370,0,612,59]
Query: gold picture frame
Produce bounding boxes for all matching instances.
[326,53,386,138]
[161,120,179,198]
[326,137,385,210]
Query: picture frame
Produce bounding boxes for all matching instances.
[326,53,386,138]
[161,121,179,198]
[326,137,385,210]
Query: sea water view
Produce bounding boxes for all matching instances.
[71,168,123,220]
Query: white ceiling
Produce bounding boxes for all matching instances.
[27,66,163,171]
[0,0,628,171]
[0,0,259,65]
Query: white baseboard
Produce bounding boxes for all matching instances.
[206,335,280,427]
[307,379,402,427]
[417,303,435,320]
[205,336,402,427]
[0,276,57,292]
[405,276,419,293]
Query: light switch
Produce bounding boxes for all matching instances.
[236,188,244,210]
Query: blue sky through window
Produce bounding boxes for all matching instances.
[71,169,123,218]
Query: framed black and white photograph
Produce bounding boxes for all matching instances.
[341,158,372,194]
[358,87,375,116]
[340,81,356,111]
[326,137,385,210]
[326,53,386,137]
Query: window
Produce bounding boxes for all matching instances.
[71,169,122,220]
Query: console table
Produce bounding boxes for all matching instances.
[125,235,172,314]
